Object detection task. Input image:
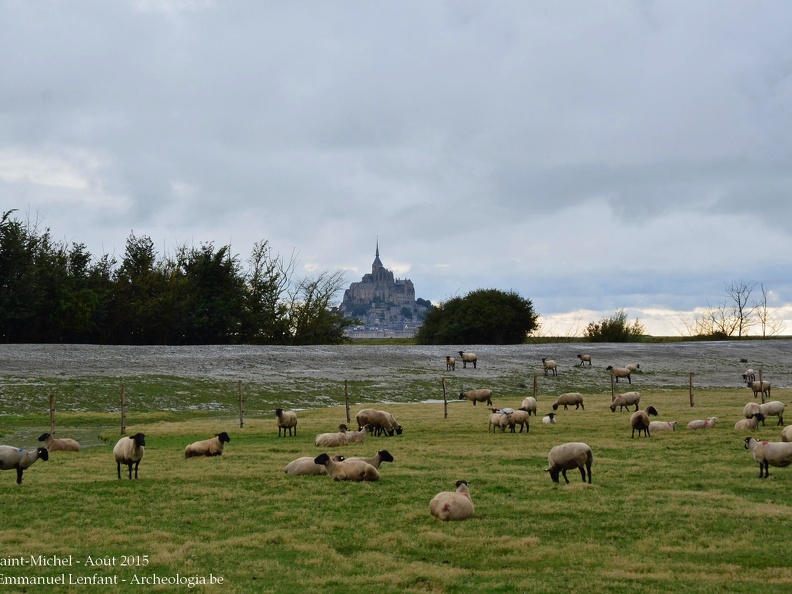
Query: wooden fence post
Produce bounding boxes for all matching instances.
[758,369,764,403]
[238,380,244,429]
[49,394,55,435]
[345,380,350,423]
[689,372,694,407]
[442,377,448,419]
[532,375,537,399]
[120,383,126,434]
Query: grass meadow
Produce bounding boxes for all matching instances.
[1,371,792,593]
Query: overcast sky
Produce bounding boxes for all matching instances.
[2,1,791,336]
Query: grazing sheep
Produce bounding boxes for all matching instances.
[184,431,231,458]
[508,409,530,433]
[284,455,344,475]
[687,416,718,430]
[542,413,557,425]
[649,421,677,433]
[0,446,49,485]
[552,392,584,411]
[782,426,792,443]
[113,433,145,479]
[458,388,493,407]
[458,351,478,369]
[630,406,658,438]
[315,424,349,448]
[313,453,380,481]
[625,363,641,372]
[445,356,456,371]
[744,401,785,426]
[344,449,394,469]
[744,436,792,478]
[520,397,537,416]
[734,414,766,431]
[429,480,474,521]
[610,391,641,413]
[577,354,592,367]
[275,408,298,437]
[747,380,771,403]
[488,408,511,433]
[606,366,632,384]
[542,358,558,376]
[545,442,593,484]
[345,425,372,444]
[355,409,402,436]
[742,369,756,383]
[382,412,403,436]
[37,432,80,452]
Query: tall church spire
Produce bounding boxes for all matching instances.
[372,238,383,271]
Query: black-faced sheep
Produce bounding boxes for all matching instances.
[355,409,402,436]
[37,432,80,452]
[744,436,792,478]
[275,408,298,437]
[742,369,756,383]
[520,396,537,416]
[747,380,771,403]
[687,417,718,430]
[552,392,584,411]
[577,354,592,367]
[734,414,765,431]
[458,388,493,407]
[429,480,474,521]
[344,449,394,469]
[445,356,456,371]
[542,358,558,376]
[649,421,677,433]
[607,366,632,384]
[609,391,641,412]
[0,446,49,485]
[744,401,785,426]
[184,432,231,458]
[284,455,344,475]
[545,442,592,484]
[630,406,658,438]
[113,433,145,479]
[542,413,557,425]
[315,424,349,448]
[458,351,478,369]
[313,453,379,481]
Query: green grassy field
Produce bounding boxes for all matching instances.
[1,379,791,593]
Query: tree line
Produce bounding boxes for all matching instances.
[0,210,351,345]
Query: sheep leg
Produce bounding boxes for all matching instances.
[133,460,141,479]
[585,463,592,484]
[15,468,23,485]
[117,461,122,479]
[561,469,570,484]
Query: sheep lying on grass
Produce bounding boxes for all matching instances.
[345,425,372,444]
[458,389,493,407]
[429,480,474,521]
[552,392,584,411]
[735,414,765,431]
[184,432,230,458]
[113,433,145,480]
[37,432,79,452]
[542,358,558,376]
[782,426,792,443]
[577,354,592,367]
[630,406,658,438]
[313,453,379,481]
[542,413,557,425]
[520,397,537,416]
[687,417,718,430]
[275,408,298,437]
[315,424,349,448]
[545,442,592,484]
[607,366,632,384]
[610,391,641,412]
[344,449,394,469]
[284,455,344,475]
[0,446,49,485]
[458,351,478,369]
[648,421,677,433]
[744,436,792,478]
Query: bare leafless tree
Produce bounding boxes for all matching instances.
[754,283,786,338]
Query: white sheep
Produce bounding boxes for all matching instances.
[542,358,558,376]
[488,408,511,433]
[577,354,592,367]
[744,436,792,478]
[429,480,474,521]
[458,351,478,369]
[184,431,230,458]
[734,414,766,431]
[344,449,394,469]
[275,408,298,437]
[113,433,145,480]
[609,391,641,412]
[458,388,493,407]
[742,369,756,383]
[315,424,349,448]
[606,366,632,384]
[545,442,593,484]
[625,363,641,372]
[508,409,530,433]
[542,413,557,425]
[313,453,380,481]
[630,406,658,438]
[747,380,771,403]
[37,432,80,452]
[0,446,49,485]
[445,356,456,371]
[648,421,677,433]
[552,392,584,411]
[687,416,718,430]
[520,397,537,416]
[782,426,792,443]
[744,401,785,426]
[345,425,372,444]
[284,455,344,475]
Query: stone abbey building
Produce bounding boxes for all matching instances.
[339,243,430,333]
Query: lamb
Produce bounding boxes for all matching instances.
[782,426,792,443]
[747,380,771,403]
[687,416,718,430]
[630,406,658,438]
[344,449,394,469]
[429,480,474,521]
[744,436,792,478]
[606,366,632,384]
[184,431,231,458]
[742,369,756,383]
[315,424,349,448]
[488,408,511,433]
[542,413,557,425]
[648,421,677,433]
[445,356,456,371]
[542,358,558,376]
[520,397,537,416]
[458,388,493,407]
[284,455,344,475]
[609,391,641,412]
[458,351,478,369]
[37,432,80,452]
[313,453,380,481]
[552,392,584,411]
[577,354,592,367]
[355,409,402,436]
[275,408,298,437]
[0,446,49,485]
[545,442,593,484]
[345,425,372,444]
[744,401,785,426]
[625,363,641,372]
[734,414,766,431]
[508,409,530,433]
[113,433,145,479]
